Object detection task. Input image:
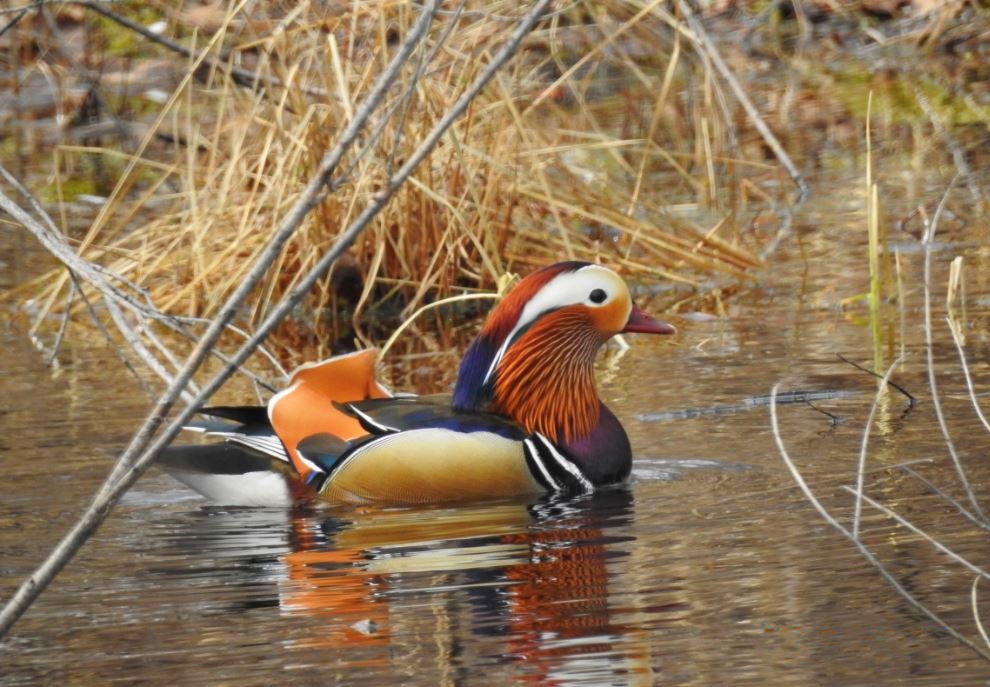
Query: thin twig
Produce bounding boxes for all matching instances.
[975,577,990,651]
[43,278,76,366]
[103,295,198,403]
[836,353,916,408]
[715,458,935,507]
[853,356,903,540]
[0,165,276,390]
[769,384,990,660]
[922,179,987,523]
[843,486,990,581]
[946,315,990,435]
[901,466,990,534]
[69,272,156,400]
[0,165,177,326]
[79,1,329,100]
[673,0,809,200]
[0,6,28,37]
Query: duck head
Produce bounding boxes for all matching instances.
[452,261,674,445]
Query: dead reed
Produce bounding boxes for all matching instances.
[11,1,780,374]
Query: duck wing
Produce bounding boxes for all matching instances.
[337,395,528,439]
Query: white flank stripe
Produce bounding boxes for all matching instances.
[225,434,290,464]
[524,439,560,491]
[295,453,323,475]
[535,433,593,492]
[349,405,399,433]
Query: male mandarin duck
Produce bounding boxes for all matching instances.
[160,261,675,505]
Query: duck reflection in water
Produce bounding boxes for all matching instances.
[276,488,649,683]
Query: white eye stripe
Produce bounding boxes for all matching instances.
[482,265,628,386]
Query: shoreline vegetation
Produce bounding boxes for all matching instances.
[2,0,990,660]
[8,0,805,373]
[4,2,986,373]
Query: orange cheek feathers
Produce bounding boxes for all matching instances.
[587,297,631,337]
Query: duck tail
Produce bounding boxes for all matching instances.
[157,443,306,506]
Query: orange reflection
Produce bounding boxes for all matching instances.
[275,491,647,682]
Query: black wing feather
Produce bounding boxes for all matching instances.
[337,395,527,440]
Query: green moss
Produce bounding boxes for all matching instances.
[42,176,98,203]
[90,3,168,59]
[822,64,988,127]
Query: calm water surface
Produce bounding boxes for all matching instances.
[3,169,990,684]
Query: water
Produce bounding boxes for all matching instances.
[4,37,990,687]
[3,169,990,685]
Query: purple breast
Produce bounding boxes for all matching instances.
[560,403,631,486]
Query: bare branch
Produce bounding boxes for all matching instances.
[853,356,903,540]
[0,0,552,637]
[922,179,987,522]
[770,384,990,660]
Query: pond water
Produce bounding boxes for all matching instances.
[4,20,990,682]
[3,151,990,685]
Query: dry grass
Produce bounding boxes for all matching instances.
[8,1,783,370]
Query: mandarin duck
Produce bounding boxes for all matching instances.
[160,261,675,505]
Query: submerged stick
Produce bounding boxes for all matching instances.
[922,181,987,523]
[769,385,990,660]
[836,353,916,408]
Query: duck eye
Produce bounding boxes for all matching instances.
[589,288,607,304]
